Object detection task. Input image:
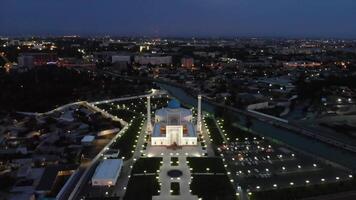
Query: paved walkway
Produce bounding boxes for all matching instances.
[147,123,217,200]
[113,121,148,197]
[201,113,216,157]
[153,155,199,200]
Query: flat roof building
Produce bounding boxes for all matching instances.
[91,159,123,186]
[81,135,95,146]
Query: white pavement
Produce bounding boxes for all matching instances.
[146,114,220,200]
[152,154,199,200]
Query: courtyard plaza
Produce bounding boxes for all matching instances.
[144,131,206,200]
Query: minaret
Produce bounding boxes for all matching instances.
[146,96,152,132]
[197,95,202,132]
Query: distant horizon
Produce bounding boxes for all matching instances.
[1,34,356,40]
[1,0,356,39]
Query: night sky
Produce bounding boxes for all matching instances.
[1,0,356,38]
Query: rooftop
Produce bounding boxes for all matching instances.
[81,135,95,143]
[168,99,181,109]
[92,159,123,180]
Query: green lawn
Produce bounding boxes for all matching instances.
[218,117,257,141]
[187,157,226,174]
[131,157,162,174]
[204,117,224,146]
[110,117,143,160]
[171,182,180,195]
[190,175,235,200]
[124,175,160,200]
[171,157,179,166]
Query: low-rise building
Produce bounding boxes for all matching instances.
[81,135,95,146]
[91,159,123,186]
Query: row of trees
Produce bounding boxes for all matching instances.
[0,66,152,112]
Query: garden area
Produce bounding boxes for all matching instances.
[190,175,236,200]
[110,117,143,159]
[97,103,138,122]
[131,157,162,174]
[97,96,171,122]
[123,176,160,200]
[187,157,226,174]
[171,182,180,195]
[204,116,224,146]
[217,115,258,142]
[171,157,179,166]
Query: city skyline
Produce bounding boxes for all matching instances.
[1,1,356,200]
[1,0,356,38]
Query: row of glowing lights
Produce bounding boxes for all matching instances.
[203,117,237,191]
[235,163,325,176]
[99,98,169,119]
[216,119,263,142]
[216,120,326,175]
[90,118,143,197]
[111,118,145,194]
[223,142,274,152]
[102,99,169,114]
[206,117,355,197]
[247,174,353,193]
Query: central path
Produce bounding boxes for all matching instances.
[146,143,205,200]
[153,155,199,200]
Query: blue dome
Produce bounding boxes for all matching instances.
[168,99,181,109]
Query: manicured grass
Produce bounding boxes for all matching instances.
[190,175,235,200]
[171,157,179,166]
[187,157,226,174]
[171,182,180,195]
[96,102,136,121]
[204,117,224,146]
[250,178,356,200]
[218,117,257,141]
[110,117,143,160]
[97,97,170,120]
[131,157,162,174]
[124,175,160,200]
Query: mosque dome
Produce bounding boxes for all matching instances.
[168,99,181,109]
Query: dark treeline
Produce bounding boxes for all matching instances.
[296,74,356,101]
[0,66,151,112]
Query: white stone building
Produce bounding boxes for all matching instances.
[150,99,198,146]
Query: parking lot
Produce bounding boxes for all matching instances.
[218,137,353,192]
